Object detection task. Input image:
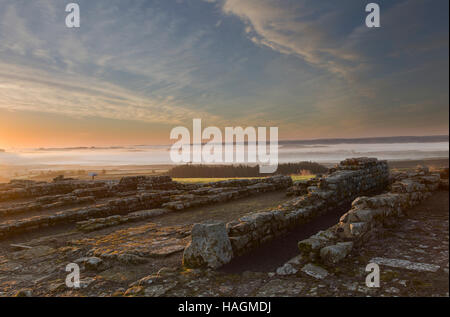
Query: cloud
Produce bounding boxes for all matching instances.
[216,0,448,128]
[219,0,448,82]
[0,62,222,125]
[0,0,447,141]
[220,0,365,79]
[0,0,225,125]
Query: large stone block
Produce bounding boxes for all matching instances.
[320,242,353,265]
[183,222,233,269]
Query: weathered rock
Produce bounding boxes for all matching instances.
[349,222,369,237]
[276,263,298,276]
[320,242,353,265]
[183,222,233,269]
[144,282,178,297]
[117,253,147,265]
[370,257,440,272]
[298,232,332,255]
[301,263,329,280]
[298,166,443,268]
[80,277,96,289]
[226,158,390,258]
[75,257,105,271]
[14,289,33,297]
[124,286,145,296]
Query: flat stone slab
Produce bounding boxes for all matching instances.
[301,263,329,280]
[276,254,304,276]
[148,244,186,257]
[370,257,440,272]
[10,246,56,261]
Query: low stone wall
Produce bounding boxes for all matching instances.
[0,175,292,239]
[0,176,188,203]
[297,166,443,266]
[183,158,390,268]
[76,175,292,232]
[0,177,183,217]
[226,158,389,257]
[0,192,171,239]
[77,208,170,232]
[0,179,111,202]
[162,176,292,211]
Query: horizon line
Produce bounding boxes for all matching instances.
[1,134,448,151]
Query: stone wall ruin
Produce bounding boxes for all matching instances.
[296,166,443,267]
[0,175,292,239]
[183,158,391,268]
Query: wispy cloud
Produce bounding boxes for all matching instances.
[0,0,448,144]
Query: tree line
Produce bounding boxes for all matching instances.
[167,162,328,178]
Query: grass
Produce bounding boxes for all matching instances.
[174,174,314,184]
[291,175,315,182]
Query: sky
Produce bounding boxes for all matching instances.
[0,0,448,148]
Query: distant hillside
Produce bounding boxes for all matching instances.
[280,135,449,145]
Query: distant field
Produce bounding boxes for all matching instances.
[174,175,314,184]
[3,156,447,183]
[291,175,315,181]
[388,158,449,170]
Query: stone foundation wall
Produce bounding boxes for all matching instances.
[183,158,390,268]
[297,166,444,266]
[162,176,291,211]
[0,175,292,239]
[0,179,111,202]
[226,158,389,258]
[76,175,292,232]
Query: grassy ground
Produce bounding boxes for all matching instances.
[291,175,315,182]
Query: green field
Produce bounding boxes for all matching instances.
[291,175,315,182]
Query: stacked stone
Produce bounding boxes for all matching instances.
[225,158,389,258]
[114,176,178,191]
[0,195,96,217]
[71,186,113,198]
[0,180,110,202]
[297,167,443,266]
[439,168,449,190]
[0,182,146,217]
[77,208,169,232]
[0,182,147,218]
[74,176,292,233]
[0,191,173,239]
[208,178,262,188]
[162,175,292,211]
[0,175,291,239]
[0,176,179,217]
[334,157,381,170]
[286,179,313,196]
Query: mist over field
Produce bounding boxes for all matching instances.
[1,136,448,166]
